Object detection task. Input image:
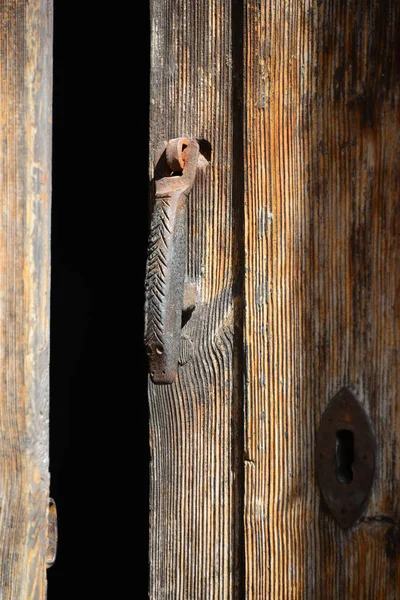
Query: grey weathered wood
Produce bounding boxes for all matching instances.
[243,0,400,597]
[148,0,242,597]
[0,1,53,597]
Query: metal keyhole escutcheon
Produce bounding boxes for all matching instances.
[316,387,376,528]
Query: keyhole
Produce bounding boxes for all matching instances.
[336,429,354,484]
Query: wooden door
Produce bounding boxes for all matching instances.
[148,1,399,598]
[0,2,53,597]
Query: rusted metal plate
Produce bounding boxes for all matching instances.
[316,388,376,528]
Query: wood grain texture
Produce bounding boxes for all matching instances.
[243,0,400,598]
[148,1,243,597]
[0,1,53,597]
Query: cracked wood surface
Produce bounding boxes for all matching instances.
[148,0,243,597]
[243,0,400,597]
[0,1,53,597]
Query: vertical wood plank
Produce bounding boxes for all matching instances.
[0,1,53,597]
[243,0,400,598]
[149,1,242,598]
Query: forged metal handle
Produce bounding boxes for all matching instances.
[144,138,201,384]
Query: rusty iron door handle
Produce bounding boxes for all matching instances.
[144,137,203,384]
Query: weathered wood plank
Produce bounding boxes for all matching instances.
[0,1,53,597]
[243,0,400,597]
[148,1,242,598]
